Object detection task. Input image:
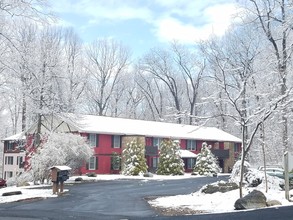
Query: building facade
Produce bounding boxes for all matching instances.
[2,114,242,178]
[1,133,26,179]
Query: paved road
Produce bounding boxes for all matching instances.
[0,176,293,220]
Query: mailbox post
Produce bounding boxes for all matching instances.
[49,166,71,195]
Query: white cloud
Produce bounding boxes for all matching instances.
[154,17,210,43]
[50,0,153,25]
[49,0,239,45]
[154,3,239,43]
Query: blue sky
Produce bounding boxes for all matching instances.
[48,0,238,58]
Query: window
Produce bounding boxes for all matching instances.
[5,156,13,165]
[4,171,13,179]
[186,140,196,150]
[153,138,161,148]
[6,142,14,151]
[187,158,196,169]
[112,135,121,148]
[234,143,240,152]
[17,156,24,168]
[88,134,98,147]
[152,157,159,168]
[88,156,98,170]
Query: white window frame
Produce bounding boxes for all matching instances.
[113,135,121,148]
[153,138,161,148]
[152,157,159,168]
[4,171,13,179]
[17,156,23,165]
[7,142,14,151]
[186,140,196,151]
[88,134,97,147]
[5,156,13,165]
[89,156,97,170]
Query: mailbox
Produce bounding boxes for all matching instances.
[57,170,70,182]
[49,166,71,194]
[50,166,71,182]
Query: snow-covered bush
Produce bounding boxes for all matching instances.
[157,139,184,175]
[192,142,221,176]
[229,161,283,190]
[6,171,34,187]
[29,132,93,183]
[229,160,251,184]
[122,139,148,175]
[111,152,121,170]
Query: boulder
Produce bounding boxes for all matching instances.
[143,172,154,177]
[234,190,267,210]
[2,191,22,196]
[75,177,83,182]
[266,199,282,207]
[201,182,238,194]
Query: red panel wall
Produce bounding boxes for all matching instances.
[145,137,152,146]
[180,139,186,149]
[219,142,224,150]
[80,133,122,174]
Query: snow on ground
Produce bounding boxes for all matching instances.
[1,173,293,215]
[149,187,293,214]
[0,185,57,203]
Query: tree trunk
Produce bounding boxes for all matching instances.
[21,93,26,132]
[260,122,268,192]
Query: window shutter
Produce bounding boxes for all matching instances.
[111,136,114,148]
[86,162,89,170]
[96,134,99,147]
[95,157,98,170]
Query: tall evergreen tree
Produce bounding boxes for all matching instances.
[157,139,185,175]
[192,142,220,176]
[122,138,148,175]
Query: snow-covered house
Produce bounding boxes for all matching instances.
[1,133,26,179]
[2,113,242,176]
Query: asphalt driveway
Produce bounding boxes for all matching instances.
[0,176,226,219]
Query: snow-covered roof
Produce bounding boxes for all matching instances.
[2,132,26,141]
[53,113,241,143]
[49,165,72,171]
[179,150,197,158]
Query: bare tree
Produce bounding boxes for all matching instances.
[201,25,290,197]
[247,0,293,152]
[171,42,205,125]
[84,38,131,116]
[56,28,86,113]
[135,66,166,121]
[0,0,53,135]
[139,48,185,123]
[27,27,63,146]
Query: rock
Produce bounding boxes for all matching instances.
[2,191,22,196]
[86,172,97,177]
[234,190,267,210]
[201,182,238,194]
[75,177,83,182]
[143,172,153,177]
[266,199,282,207]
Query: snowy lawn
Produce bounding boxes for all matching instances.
[0,185,58,203]
[148,176,293,214]
[149,187,293,214]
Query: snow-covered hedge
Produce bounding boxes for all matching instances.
[122,139,148,175]
[157,139,184,175]
[192,142,221,176]
[229,161,283,190]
